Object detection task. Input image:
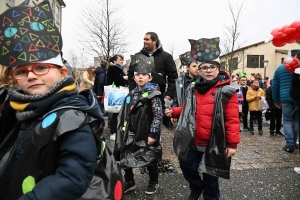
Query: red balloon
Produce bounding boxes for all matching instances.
[272,39,286,47]
[271,27,281,35]
[280,24,289,32]
[284,28,296,35]
[281,33,287,40]
[273,32,283,40]
[290,20,300,28]
[294,32,300,40]
[295,24,300,32]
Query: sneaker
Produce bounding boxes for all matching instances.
[188,192,201,200]
[282,145,294,153]
[294,167,300,175]
[110,133,116,141]
[259,130,263,135]
[276,131,284,136]
[270,131,275,136]
[294,143,299,149]
[145,183,159,195]
[124,181,136,193]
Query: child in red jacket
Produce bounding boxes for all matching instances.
[165,60,240,200]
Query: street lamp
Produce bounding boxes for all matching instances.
[263,60,269,79]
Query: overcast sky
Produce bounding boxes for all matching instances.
[61,0,299,64]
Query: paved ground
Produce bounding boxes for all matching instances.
[103,117,300,199]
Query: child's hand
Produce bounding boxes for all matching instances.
[148,137,155,145]
[225,148,236,158]
[165,108,173,118]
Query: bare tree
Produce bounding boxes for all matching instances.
[67,49,79,68]
[221,1,246,75]
[78,0,127,62]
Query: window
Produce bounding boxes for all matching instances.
[228,57,238,70]
[247,55,265,68]
[281,57,284,64]
[6,0,15,6]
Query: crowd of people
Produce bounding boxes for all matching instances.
[0,1,300,200]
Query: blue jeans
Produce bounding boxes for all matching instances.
[179,147,220,200]
[282,102,299,146]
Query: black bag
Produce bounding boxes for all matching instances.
[79,138,124,200]
[205,85,238,179]
[265,110,271,121]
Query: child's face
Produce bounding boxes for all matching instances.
[133,73,152,88]
[11,63,68,95]
[187,62,199,77]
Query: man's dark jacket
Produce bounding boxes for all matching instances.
[128,45,178,98]
[93,66,107,96]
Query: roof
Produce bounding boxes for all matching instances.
[58,0,66,7]
[220,41,265,58]
[220,41,300,58]
[275,49,288,54]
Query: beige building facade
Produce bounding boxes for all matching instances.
[219,41,300,79]
[0,0,66,31]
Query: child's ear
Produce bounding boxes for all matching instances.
[60,67,68,77]
[149,76,153,82]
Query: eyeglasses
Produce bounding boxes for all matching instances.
[10,63,60,80]
[199,66,218,72]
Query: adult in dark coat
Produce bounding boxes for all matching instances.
[106,54,128,140]
[93,61,108,113]
[128,32,178,99]
[266,79,282,136]
[127,32,178,128]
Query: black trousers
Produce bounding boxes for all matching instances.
[242,105,249,128]
[250,111,262,130]
[110,113,118,135]
[269,109,282,132]
[124,164,159,183]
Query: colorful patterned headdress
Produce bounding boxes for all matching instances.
[131,54,154,75]
[0,0,63,67]
[179,51,195,66]
[189,37,220,62]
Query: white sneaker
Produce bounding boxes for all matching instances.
[294,167,300,175]
[110,133,116,141]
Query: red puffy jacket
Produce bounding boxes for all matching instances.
[172,77,240,149]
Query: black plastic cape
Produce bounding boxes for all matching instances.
[173,83,239,179]
[116,89,162,168]
[0,90,123,200]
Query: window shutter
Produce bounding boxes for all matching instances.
[260,55,264,68]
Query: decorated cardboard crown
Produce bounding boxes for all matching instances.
[179,51,195,66]
[0,0,62,66]
[189,37,220,62]
[131,54,154,75]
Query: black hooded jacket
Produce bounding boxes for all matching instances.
[93,66,107,96]
[128,44,178,98]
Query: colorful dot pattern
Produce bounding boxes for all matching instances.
[179,51,195,66]
[0,1,62,66]
[189,37,220,62]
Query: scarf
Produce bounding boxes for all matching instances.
[10,76,77,121]
[194,76,221,94]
